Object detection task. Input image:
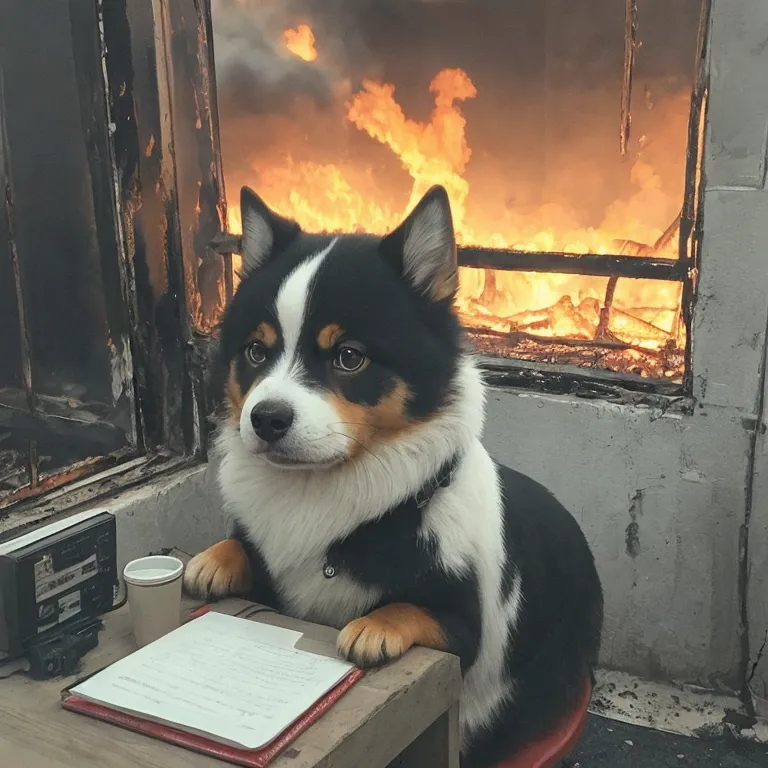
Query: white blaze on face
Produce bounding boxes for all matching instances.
[239,239,351,463]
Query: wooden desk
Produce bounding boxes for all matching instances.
[0,599,461,768]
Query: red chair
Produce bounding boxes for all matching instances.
[495,679,592,768]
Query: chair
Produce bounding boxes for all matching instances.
[494,678,592,768]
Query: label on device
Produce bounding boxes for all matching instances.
[35,555,97,603]
[58,591,82,623]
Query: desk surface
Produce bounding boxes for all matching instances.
[0,599,461,768]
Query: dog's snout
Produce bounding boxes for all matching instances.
[250,400,294,443]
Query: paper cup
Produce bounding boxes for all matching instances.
[123,555,184,648]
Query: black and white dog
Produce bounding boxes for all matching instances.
[184,184,604,768]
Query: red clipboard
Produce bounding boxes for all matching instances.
[61,667,363,767]
[60,605,364,767]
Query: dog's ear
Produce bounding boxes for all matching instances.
[240,186,300,274]
[380,185,457,302]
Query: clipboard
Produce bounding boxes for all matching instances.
[60,604,364,767]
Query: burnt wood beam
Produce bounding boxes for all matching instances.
[212,236,689,282]
[0,402,128,450]
[679,0,711,397]
[457,247,691,281]
[103,0,226,458]
[620,0,638,156]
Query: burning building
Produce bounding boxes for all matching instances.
[3,0,768,706]
[213,0,703,384]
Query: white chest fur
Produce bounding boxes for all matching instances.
[270,556,381,628]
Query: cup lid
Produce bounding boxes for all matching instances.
[123,555,184,586]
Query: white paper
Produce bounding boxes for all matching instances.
[71,612,355,749]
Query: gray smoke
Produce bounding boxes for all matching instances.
[211,0,385,117]
[212,0,332,116]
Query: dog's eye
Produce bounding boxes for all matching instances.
[245,341,267,366]
[333,344,367,373]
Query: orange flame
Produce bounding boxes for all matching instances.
[224,26,687,380]
[283,24,317,62]
[348,69,477,231]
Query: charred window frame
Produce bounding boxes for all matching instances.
[0,0,227,515]
[461,0,710,401]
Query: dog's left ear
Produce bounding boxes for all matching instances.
[380,185,458,302]
[239,186,300,274]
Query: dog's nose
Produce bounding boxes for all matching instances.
[250,400,294,443]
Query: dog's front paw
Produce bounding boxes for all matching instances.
[337,603,447,667]
[183,539,252,599]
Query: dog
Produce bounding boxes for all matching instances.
[184,183,604,768]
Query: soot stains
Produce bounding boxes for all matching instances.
[625,489,644,558]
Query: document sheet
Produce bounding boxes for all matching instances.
[71,611,355,749]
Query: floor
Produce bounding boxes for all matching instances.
[567,714,768,767]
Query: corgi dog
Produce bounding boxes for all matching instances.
[184,184,603,767]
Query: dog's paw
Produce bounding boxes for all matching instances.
[337,603,446,667]
[183,539,252,599]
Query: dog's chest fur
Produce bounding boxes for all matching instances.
[216,407,518,743]
[217,427,506,626]
[263,553,381,629]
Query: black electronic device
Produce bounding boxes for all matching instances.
[25,614,104,679]
[0,508,117,662]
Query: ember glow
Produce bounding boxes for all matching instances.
[282,24,317,62]
[217,8,698,382]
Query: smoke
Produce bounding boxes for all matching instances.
[211,0,705,248]
[211,0,334,116]
[211,0,482,118]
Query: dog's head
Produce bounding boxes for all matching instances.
[214,184,463,469]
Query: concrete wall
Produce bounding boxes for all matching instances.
[749,365,768,705]
[707,1,768,707]
[107,465,226,574]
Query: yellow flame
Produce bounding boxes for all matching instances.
[283,24,317,62]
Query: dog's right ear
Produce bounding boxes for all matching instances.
[240,187,300,274]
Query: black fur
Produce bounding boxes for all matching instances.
[229,461,602,766]
[465,465,604,768]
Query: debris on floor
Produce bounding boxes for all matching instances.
[565,671,768,767]
[567,713,768,767]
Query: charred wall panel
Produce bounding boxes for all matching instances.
[0,0,136,507]
[166,0,229,336]
[102,0,226,455]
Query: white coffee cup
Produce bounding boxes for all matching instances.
[123,555,184,648]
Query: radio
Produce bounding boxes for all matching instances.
[0,508,117,663]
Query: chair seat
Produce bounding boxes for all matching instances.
[495,679,592,768]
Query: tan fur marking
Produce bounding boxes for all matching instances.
[248,322,278,348]
[183,539,252,598]
[318,323,344,351]
[325,381,412,459]
[337,603,447,666]
[226,360,245,427]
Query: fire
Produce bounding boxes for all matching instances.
[282,24,317,62]
[224,24,686,380]
[348,69,477,229]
